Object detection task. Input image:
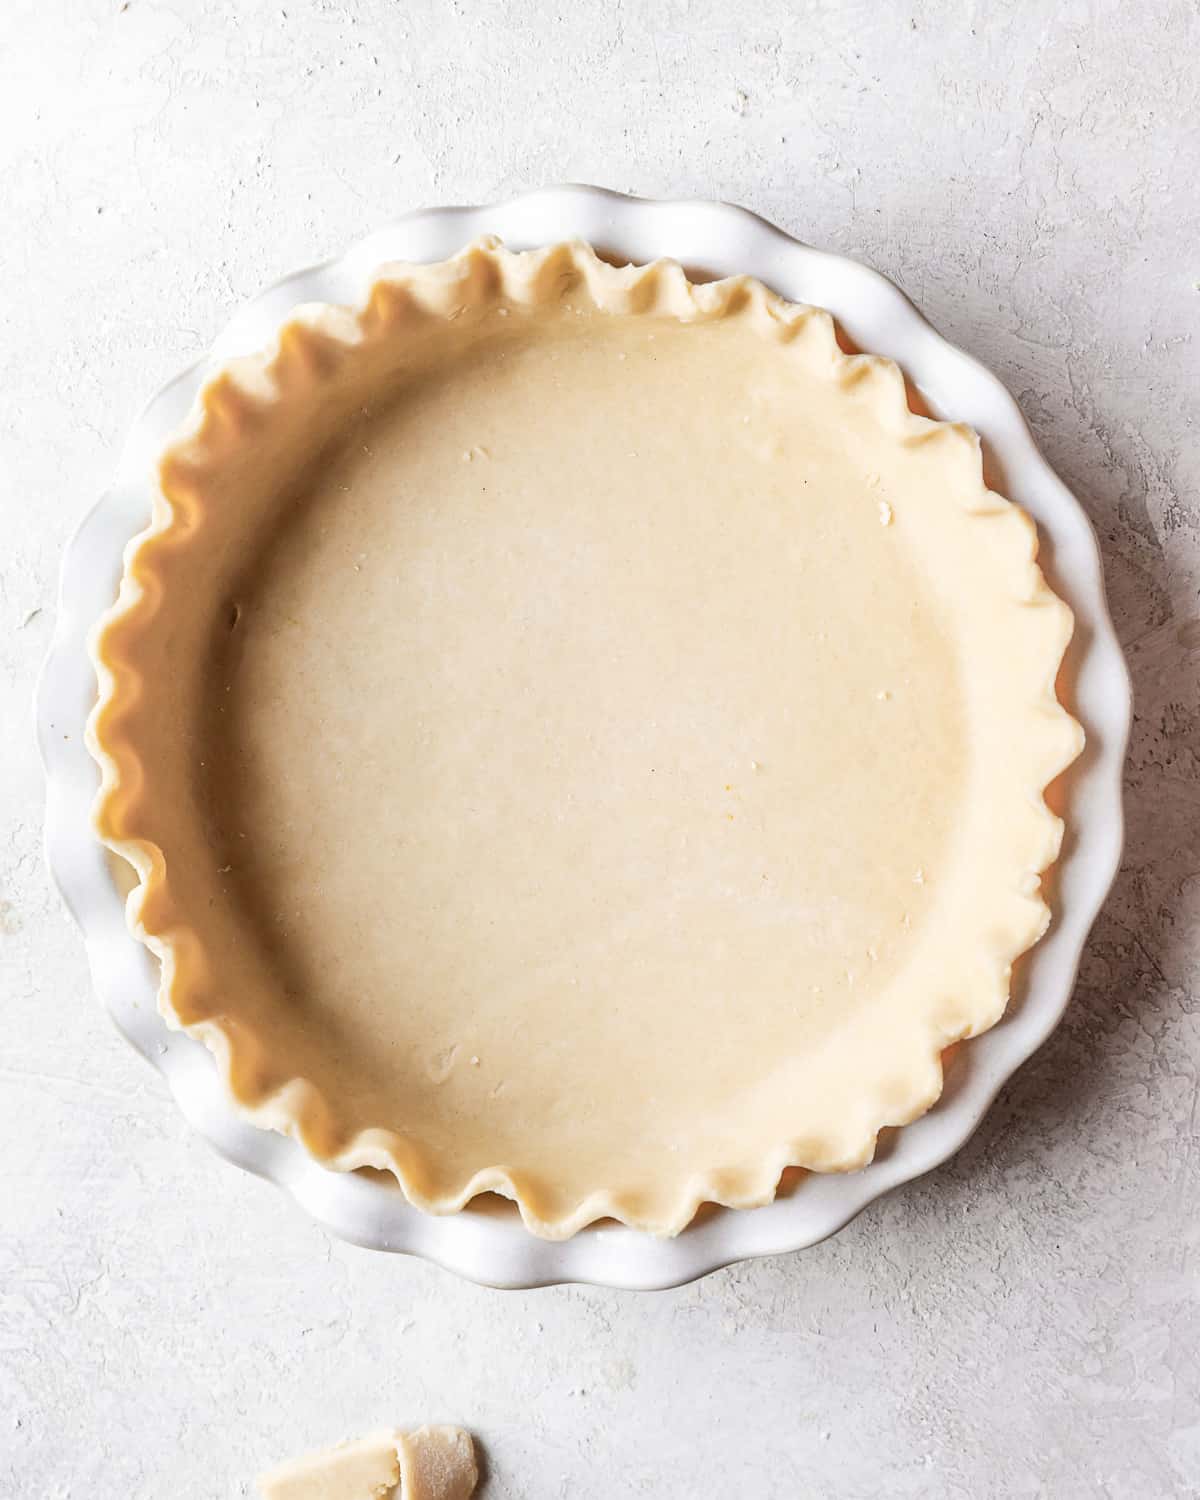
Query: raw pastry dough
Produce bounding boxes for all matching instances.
[88,240,1083,1238]
[257,1426,476,1500]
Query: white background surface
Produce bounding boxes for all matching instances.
[2,2,1198,1496]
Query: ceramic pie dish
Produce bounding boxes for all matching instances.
[38,187,1130,1287]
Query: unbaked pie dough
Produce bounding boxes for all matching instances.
[88,239,1083,1238]
[257,1426,476,1500]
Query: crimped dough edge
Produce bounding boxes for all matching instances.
[86,239,1085,1239]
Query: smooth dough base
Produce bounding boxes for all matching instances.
[88,241,1083,1236]
[203,313,964,1194]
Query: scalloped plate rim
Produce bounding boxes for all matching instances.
[36,185,1130,1290]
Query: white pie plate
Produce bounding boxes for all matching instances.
[37,186,1130,1290]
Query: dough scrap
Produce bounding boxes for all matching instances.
[257,1426,477,1500]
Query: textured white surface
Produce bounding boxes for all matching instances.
[2,1,1198,1496]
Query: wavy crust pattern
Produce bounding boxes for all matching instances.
[86,239,1085,1239]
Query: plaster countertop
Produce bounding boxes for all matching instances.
[2,2,1198,1496]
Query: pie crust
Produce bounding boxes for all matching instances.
[87,239,1084,1239]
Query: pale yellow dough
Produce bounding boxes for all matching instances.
[87,240,1083,1238]
[257,1426,477,1500]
